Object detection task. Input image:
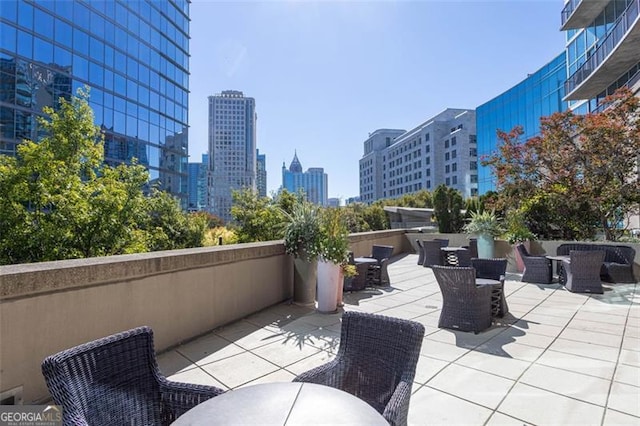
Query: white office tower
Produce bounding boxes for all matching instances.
[207,91,257,222]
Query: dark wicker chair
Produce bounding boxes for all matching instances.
[434,238,450,248]
[467,238,478,258]
[293,312,425,426]
[42,326,225,426]
[442,247,471,267]
[432,265,492,333]
[563,250,606,294]
[367,244,394,285]
[415,239,425,265]
[471,258,508,317]
[422,240,444,268]
[516,243,552,284]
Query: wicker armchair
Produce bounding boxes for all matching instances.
[563,250,606,294]
[415,239,425,265]
[42,327,225,426]
[516,243,552,284]
[471,258,508,317]
[421,240,444,268]
[293,312,424,426]
[367,244,394,285]
[432,265,492,333]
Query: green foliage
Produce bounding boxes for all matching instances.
[503,210,535,244]
[281,201,323,261]
[318,207,350,265]
[432,185,464,233]
[0,87,205,265]
[483,87,640,241]
[463,210,504,237]
[231,188,286,242]
[204,227,239,246]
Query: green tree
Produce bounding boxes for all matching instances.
[0,88,205,264]
[230,188,286,242]
[483,87,639,240]
[432,185,464,233]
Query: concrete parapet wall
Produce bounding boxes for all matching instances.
[0,230,408,403]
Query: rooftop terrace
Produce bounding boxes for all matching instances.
[157,253,639,425]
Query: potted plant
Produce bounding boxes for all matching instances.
[282,201,323,307]
[316,208,350,313]
[504,211,535,272]
[463,210,503,258]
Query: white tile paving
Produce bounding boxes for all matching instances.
[160,254,639,425]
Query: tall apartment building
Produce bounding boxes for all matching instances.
[359,109,477,203]
[562,0,640,113]
[0,0,191,206]
[282,152,328,206]
[188,153,208,212]
[256,149,267,198]
[208,90,257,222]
[477,53,568,194]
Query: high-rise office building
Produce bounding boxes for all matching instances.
[208,90,256,222]
[256,149,267,198]
[359,129,406,204]
[188,153,208,212]
[359,109,477,203]
[0,0,190,206]
[561,0,640,113]
[282,152,328,206]
[476,53,568,194]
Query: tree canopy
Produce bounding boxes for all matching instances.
[0,88,206,265]
[483,87,640,241]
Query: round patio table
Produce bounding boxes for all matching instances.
[171,382,388,425]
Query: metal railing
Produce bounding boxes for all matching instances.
[565,0,640,97]
[561,0,583,27]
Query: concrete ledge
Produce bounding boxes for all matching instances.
[0,242,285,301]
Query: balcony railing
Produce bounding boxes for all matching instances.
[565,0,640,99]
[561,0,582,27]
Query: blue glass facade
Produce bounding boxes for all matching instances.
[188,153,207,211]
[282,153,328,206]
[476,53,568,194]
[0,0,190,206]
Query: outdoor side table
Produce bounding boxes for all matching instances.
[476,278,502,317]
[546,255,570,284]
[171,382,388,425]
[353,257,378,287]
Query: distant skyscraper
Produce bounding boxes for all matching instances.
[0,0,191,206]
[476,53,567,194]
[327,198,340,208]
[188,153,208,211]
[207,90,257,222]
[256,149,267,198]
[282,152,328,206]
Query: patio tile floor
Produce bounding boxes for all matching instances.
[158,253,639,425]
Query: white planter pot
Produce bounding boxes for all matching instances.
[317,260,340,313]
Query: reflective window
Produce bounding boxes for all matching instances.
[54,0,73,22]
[0,24,16,52]
[18,1,34,31]
[90,11,105,39]
[0,0,17,21]
[34,8,54,40]
[103,69,114,91]
[55,19,72,48]
[34,37,53,64]
[73,29,89,55]
[72,54,88,80]
[127,81,137,101]
[127,57,138,79]
[114,73,126,96]
[104,45,114,68]
[17,29,33,58]
[89,61,104,86]
[89,37,104,62]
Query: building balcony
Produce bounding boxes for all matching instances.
[1,232,639,424]
[561,0,609,30]
[565,0,640,101]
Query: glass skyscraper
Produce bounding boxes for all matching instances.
[282,152,328,206]
[0,0,190,206]
[476,53,568,194]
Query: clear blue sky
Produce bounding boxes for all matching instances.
[188,0,566,201]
